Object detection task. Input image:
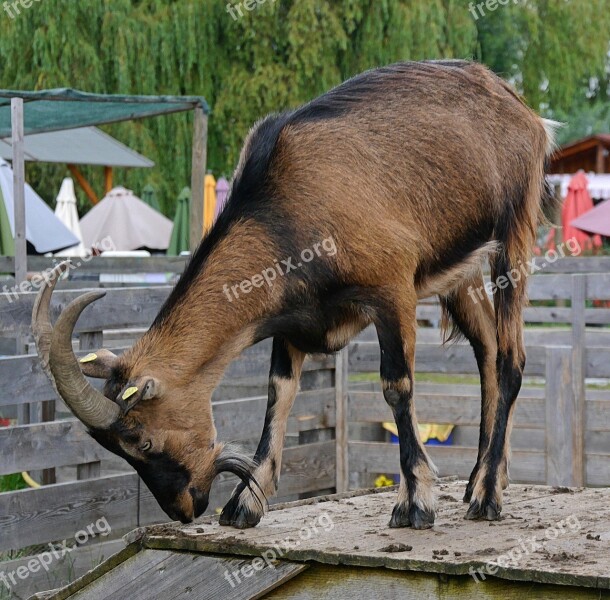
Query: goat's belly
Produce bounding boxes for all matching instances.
[286,314,370,354]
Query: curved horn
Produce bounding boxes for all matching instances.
[31,260,71,390]
[49,291,120,429]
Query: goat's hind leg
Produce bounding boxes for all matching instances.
[220,337,304,528]
[440,273,504,505]
[375,286,437,529]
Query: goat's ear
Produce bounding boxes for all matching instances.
[117,377,163,414]
[79,349,118,379]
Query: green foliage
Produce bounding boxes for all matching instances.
[0,0,608,216]
[0,472,27,492]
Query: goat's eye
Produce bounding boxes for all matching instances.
[140,441,152,452]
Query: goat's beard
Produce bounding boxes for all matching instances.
[213,443,267,512]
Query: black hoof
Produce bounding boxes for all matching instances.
[465,497,501,521]
[389,503,411,528]
[409,504,435,530]
[219,489,263,529]
[389,503,434,529]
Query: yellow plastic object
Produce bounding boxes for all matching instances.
[21,471,41,488]
[204,174,217,234]
[122,386,139,400]
[382,421,454,443]
[80,353,97,363]
[374,475,394,488]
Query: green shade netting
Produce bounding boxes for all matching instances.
[168,187,190,256]
[0,183,14,256]
[0,89,209,138]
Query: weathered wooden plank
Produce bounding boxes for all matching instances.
[335,348,349,493]
[0,420,112,476]
[0,286,173,335]
[0,538,125,600]
[0,256,188,276]
[349,341,549,377]
[0,344,332,406]
[55,549,306,600]
[348,441,545,483]
[349,390,546,429]
[0,474,139,552]
[584,453,610,486]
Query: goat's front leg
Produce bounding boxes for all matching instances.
[374,286,437,529]
[220,337,304,528]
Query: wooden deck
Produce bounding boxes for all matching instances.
[38,481,610,599]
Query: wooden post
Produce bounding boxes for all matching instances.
[104,166,113,194]
[571,274,586,485]
[68,164,99,204]
[190,106,207,253]
[11,98,26,285]
[545,346,583,486]
[335,347,349,493]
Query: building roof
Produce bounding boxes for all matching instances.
[550,133,610,174]
[0,126,154,167]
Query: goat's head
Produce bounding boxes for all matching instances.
[32,262,261,524]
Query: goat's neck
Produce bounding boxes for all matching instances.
[124,220,280,382]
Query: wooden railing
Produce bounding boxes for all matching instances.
[346,271,610,490]
[1,265,610,595]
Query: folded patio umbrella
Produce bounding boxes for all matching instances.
[0,158,79,254]
[54,177,87,257]
[80,186,173,252]
[168,187,190,255]
[562,171,602,251]
[142,184,161,213]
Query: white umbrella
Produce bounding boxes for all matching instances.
[80,186,173,251]
[0,159,79,254]
[54,177,87,257]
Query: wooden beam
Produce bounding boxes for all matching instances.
[104,166,113,193]
[190,106,207,252]
[11,98,26,285]
[68,163,99,204]
[596,143,605,173]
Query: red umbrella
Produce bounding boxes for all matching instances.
[562,171,602,251]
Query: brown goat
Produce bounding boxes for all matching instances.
[33,60,557,529]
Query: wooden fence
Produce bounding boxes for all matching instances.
[1,262,610,596]
[346,271,610,490]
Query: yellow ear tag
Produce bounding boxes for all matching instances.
[80,353,97,363]
[122,386,139,401]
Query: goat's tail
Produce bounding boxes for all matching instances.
[492,118,559,361]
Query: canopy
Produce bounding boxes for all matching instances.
[54,178,87,257]
[562,172,602,251]
[571,198,610,238]
[0,159,79,254]
[0,126,154,167]
[142,184,161,212]
[0,89,208,138]
[80,186,173,252]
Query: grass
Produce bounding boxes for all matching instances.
[0,473,27,493]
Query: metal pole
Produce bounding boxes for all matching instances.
[11,98,26,284]
[190,106,207,253]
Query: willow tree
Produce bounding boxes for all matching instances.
[0,0,608,216]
